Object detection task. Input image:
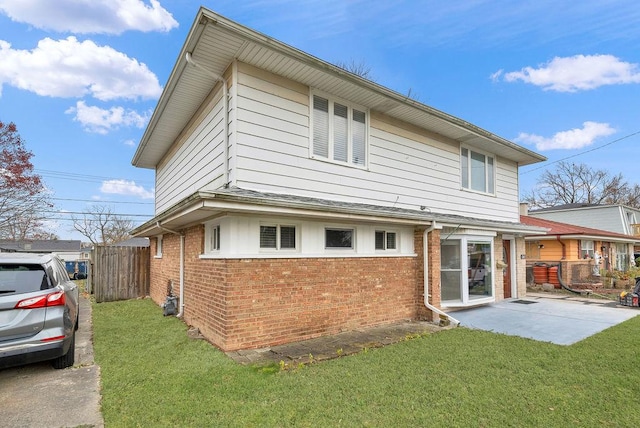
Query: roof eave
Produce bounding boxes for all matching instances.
[132,7,546,169]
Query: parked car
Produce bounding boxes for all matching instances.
[0,253,79,369]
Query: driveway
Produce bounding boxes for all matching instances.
[453,293,639,345]
[0,291,103,427]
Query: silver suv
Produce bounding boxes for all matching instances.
[0,253,79,369]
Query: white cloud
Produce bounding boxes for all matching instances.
[515,121,616,151]
[0,37,162,100]
[66,101,149,134]
[0,0,177,34]
[123,139,136,147]
[100,179,154,199]
[499,55,640,92]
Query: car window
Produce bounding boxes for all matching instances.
[0,264,51,295]
[53,260,69,283]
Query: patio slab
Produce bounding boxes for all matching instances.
[451,293,639,345]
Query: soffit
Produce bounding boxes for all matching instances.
[132,8,545,169]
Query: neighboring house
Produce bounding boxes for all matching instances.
[0,240,82,262]
[520,213,637,286]
[528,203,640,255]
[109,237,150,247]
[131,7,546,351]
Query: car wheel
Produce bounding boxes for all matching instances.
[52,332,75,369]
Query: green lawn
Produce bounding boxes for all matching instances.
[93,298,640,427]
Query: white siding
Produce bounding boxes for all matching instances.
[233,63,520,222]
[201,214,415,258]
[155,86,227,213]
[529,206,626,234]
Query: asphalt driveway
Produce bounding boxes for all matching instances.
[453,293,639,345]
[0,291,103,428]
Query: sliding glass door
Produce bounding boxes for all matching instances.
[441,236,494,306]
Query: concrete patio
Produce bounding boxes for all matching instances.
[225,293,640,366]
[451,292,639,345]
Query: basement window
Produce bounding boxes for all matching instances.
[325,228,354,249]
[260,224,297,251]
[375,230,397,251]
[204,222,221,253]
[155,235,163,258]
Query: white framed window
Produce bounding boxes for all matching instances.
[325,228,354,249]
[311,93,367,167]
[155,235,163,258]
[615,243,629,271]
[580,240,594,259]
[441,237,494,305]
[461,147,495,194]
[204,222,221,253]
[375,230,397,251]
[259,224,297,251]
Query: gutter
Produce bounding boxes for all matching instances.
[156,222,186,318]
[185,51,230,187]
[423,222,460,326]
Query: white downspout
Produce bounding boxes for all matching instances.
[178,234,185,317]
[424,222,460,326]
[156,222,185,318]
[185,52,230,187]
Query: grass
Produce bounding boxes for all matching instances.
[93,298,640,427]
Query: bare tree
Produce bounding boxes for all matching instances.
[72,204,134,245]
[0,120,53,239]
[1,209,58,240]
[523,161,640,209]
[335,59,375,81]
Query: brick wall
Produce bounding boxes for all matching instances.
[221,256,420,350]
[149,225,432,351]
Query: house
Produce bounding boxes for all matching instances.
[109,237,150,248]
[527,203,640,256]
[131,7,546,351]
[520,213,637,287]
[0,239,82,262]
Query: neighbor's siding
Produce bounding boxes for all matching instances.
[232,62,520,222]
[529,206,625,235]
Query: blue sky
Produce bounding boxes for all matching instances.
[1,0,640,240]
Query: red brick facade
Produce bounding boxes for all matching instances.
[150,225,441,351]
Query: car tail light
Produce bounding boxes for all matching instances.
[15,291,66,309]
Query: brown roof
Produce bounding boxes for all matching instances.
[520,215,636,241]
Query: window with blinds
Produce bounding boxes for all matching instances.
[375,230,397,251]
[260,224,297,251]
[312,94,367,167]
[204,222,220,253]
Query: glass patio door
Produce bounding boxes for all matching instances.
[441,236,494,305]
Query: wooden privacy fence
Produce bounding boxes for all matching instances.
[93,246,150,303]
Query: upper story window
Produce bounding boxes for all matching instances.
[461,147,495,194]
[312,94,367,167]
[260,224,297,251]
[375,230,397,251]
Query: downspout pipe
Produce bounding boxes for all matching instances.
[185,52,230,188]
[156,222,186,317]
[424,223,460,326]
